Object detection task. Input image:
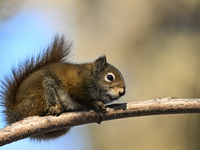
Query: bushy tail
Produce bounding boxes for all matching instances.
[0,35,72,119]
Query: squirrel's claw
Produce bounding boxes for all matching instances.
[91,100,106,124]
[46,104,62,116]
[91,100,106,113]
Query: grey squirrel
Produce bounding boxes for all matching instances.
[0,35,126,140]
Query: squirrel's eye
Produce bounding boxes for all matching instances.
[105,73,115,82]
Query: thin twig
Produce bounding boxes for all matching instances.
[1,97,200,146]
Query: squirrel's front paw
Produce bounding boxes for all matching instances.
[91,100,106,113]
[47,104,62,116]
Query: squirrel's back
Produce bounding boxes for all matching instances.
[0,35,72,124]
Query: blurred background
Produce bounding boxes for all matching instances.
[0,0,200,150]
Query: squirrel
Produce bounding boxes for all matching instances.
[0,35,126,140]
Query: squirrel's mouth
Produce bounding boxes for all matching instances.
[106,94,118,102]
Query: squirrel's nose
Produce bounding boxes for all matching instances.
[119,88,125,96]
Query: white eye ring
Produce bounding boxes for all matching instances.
[105,73,115,82]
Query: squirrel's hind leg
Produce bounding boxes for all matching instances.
[43,76,63,116]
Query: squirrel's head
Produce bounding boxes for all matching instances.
[92,55,126,104]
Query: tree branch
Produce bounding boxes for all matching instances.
[1,97,200,146]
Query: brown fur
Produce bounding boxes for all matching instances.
[0,35,71,124]
[0,35,126,140]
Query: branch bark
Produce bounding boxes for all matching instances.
[1,97,200,146]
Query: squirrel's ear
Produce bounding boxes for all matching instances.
[93,55,107,74]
